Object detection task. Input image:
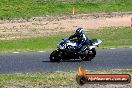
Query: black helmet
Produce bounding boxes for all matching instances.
[76,27,84,36]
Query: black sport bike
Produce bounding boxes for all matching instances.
[50,38,102,62]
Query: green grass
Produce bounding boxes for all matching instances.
[0,72,75,87]
[87,27,132,48]
[0,0,132,19]
[0,27,131,52]
[0,69,132,87]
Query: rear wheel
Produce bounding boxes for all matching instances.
[82,48,96,61]
[50,50,61,62]
[90,48,96,58]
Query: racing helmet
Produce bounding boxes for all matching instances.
[75,27,84,36]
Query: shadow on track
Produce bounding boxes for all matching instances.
[42,59,82,63]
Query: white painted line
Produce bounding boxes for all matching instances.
[13,52,20,53]
[111,69,132,70]
[110,48,116,49]
[86,70,88,71]
[38,51,45,52]
[15,73,22,75]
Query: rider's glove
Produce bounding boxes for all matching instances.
[64,38,68,41]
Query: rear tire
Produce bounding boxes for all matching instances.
[82,48,96,61]
[50,50,61,62]
[91,48,96,58]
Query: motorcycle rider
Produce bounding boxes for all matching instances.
[67,27,92,54]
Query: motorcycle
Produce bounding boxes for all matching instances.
[49,38,102,62]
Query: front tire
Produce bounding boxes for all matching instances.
[50,50,61,62]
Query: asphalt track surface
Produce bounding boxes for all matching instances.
[0,48,132,74]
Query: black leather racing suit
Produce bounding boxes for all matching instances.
[68,33,92,52]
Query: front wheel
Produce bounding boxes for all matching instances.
[50,50,61,62]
